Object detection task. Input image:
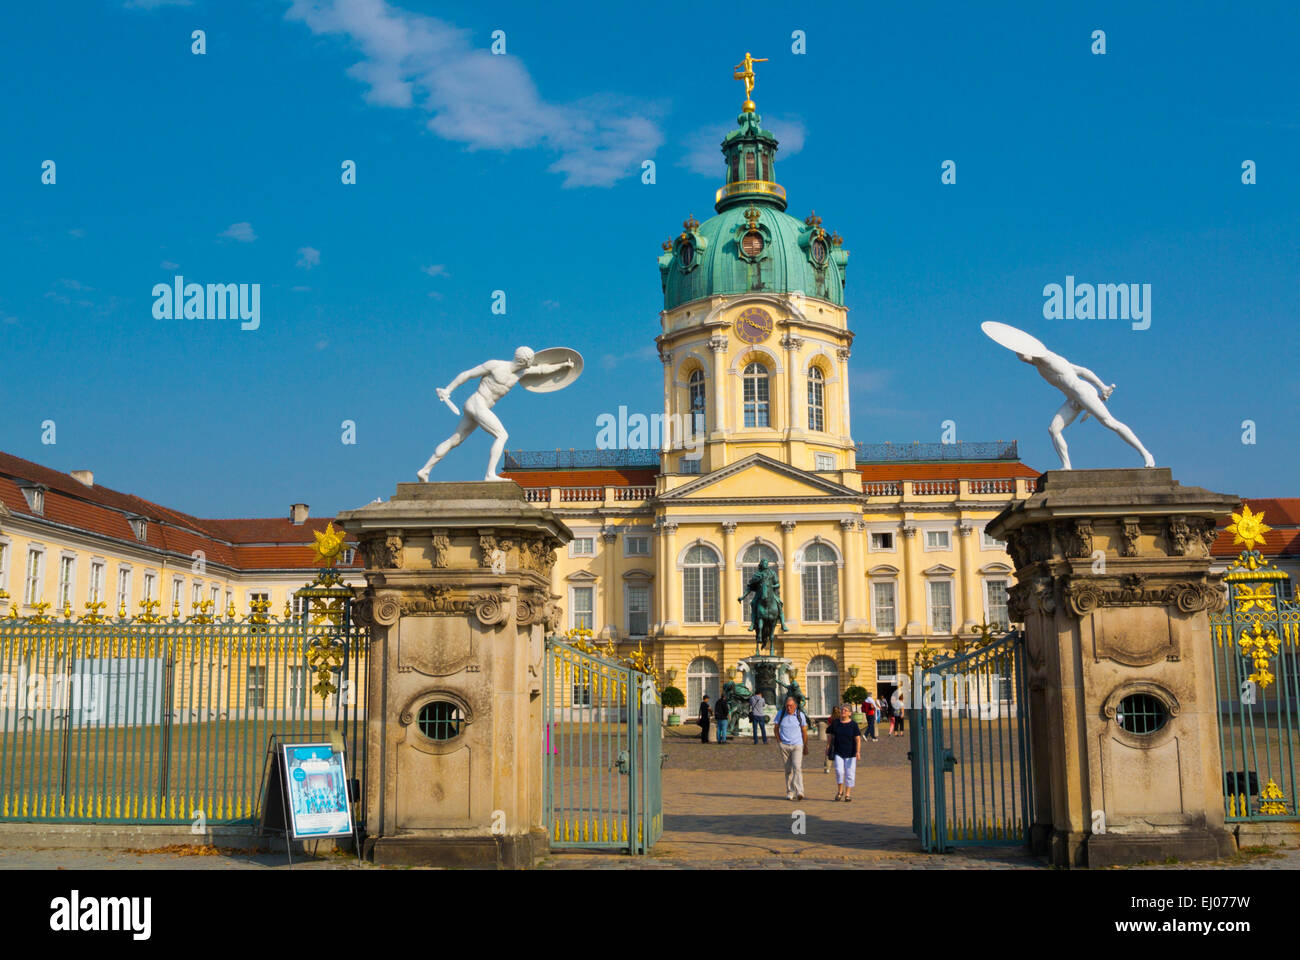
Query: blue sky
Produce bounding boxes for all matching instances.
[2,0,1297,518]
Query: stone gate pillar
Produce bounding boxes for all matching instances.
[987,468,1238,867]
[337,481,570,868]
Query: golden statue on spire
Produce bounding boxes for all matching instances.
[733,52,768,112]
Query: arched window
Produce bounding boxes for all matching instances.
[688,369,706,436]
[807,367,825,432]
[683,544,721,623]
[740,542,779,625]
[806,655,840,718]
[801,542,840,622]
[742,362,770,428]
[686,657,720,710]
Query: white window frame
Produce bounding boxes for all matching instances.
[742,361,771,428]
[624,534,651,558]
[868,530,896,553]
[981,526,1006,551]
[191,581,203,611]
[927,578,955,634]
[569,585,594,632]
[800,542,840,623]
[0,538,9,600]
[24,546,46,606]
[625,583,650,637]
[682,543,721,624]
[116,565,133,613]
[57,553,77,610]
[984,578,1011,630]
[814,452,835,471]
[142,571,157,603]
[210,585,220,608]
[923,528,953,552]
[871,579,898,635]
[807,367,826,432]
[568,536,596,558]
[88,559,106,604]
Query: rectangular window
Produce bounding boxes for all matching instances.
[246,666,267,709]
[142,572,156,603]
[570,537,594,557]
[875,659,899,680]
[58,556,75,609]
[24,549,44,606]
[680,457,701,474]
[288,665,308,710]
[928,580,954,634]
[210,585,220,608]
[925,530,951,551]
[625,535,650,556]
[116,567,131,612]
[814,452,835,471]
[192,582,203,611]
[0,541,8,597]
[985,579,1010,630]
[745,152,755,179]
[571,586,594,631]
[572,684,592,707]
[981,529,1006,550]
[684,567,718,624]
[743,372,770,428]
[626,585,650,636]
[870,531,894,551]
[171,579,184,615]
[872,581,897,634]
[88,561,105,604]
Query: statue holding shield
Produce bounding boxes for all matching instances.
[418,346,584,482]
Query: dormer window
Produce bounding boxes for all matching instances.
[680,242,695,268]
[128,515,148,541]
[811,238,827,265]
[18,483,45,515]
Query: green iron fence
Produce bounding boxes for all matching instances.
[910,630,1033,852]
[543,637,662,854]
[1210,534,1300,821]
[0,592,366,826]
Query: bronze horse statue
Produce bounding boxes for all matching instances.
[738,557,787,656]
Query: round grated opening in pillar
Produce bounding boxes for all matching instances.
[418,701,465,740]
[1116,693,1167,735]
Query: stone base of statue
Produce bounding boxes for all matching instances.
[988,468,1237,868]
[741,654,791,708]
[337,481,570,869]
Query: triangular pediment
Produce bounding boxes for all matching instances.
[659,454,860,503]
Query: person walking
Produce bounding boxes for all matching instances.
[714,693,730,743]
[749,691,768,745]
[826,704,862,801]
[698,694,711,744]
[775,696,808,800]
[863,694,878,742]
[893,689,906,737]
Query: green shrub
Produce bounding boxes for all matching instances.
[842,685,870,706]
[661,685,686,708]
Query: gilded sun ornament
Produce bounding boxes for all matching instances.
[312,521,346,567]
[1226,505,1271,552]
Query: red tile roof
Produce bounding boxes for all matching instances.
[0,450,356,571]
[1212,498,1300,559]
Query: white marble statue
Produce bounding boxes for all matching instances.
[982,322,1154,470]
[418,346,580,482]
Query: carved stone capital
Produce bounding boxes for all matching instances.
[1119,517,1142,557]
[721,521,738,534]
[708,333,728,353]
[780,520,797,533]
[780,334,805,352]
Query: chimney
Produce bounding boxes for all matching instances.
[290,503,309,525]
[71,470,94,487]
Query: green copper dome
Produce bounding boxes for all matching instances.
[659,110,848,311]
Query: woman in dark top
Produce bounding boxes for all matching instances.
[699,695,711,743]
[825,704,862,801]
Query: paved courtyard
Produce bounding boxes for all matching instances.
[0,721,1295,869]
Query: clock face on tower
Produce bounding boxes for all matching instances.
[735,307,774,345]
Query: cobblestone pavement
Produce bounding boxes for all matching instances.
[0,722,1295,869]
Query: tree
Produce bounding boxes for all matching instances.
[842,685,869,706]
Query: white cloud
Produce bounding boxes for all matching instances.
[297,246,321,269]
[219,222,257,243]
[161,260,180,270]
[421,264,448,277]
[679,114,807,177]
[284,0,663,187]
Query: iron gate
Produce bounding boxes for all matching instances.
[543,637,662,854]
[1209,506,1300,821]
[0,573,366,825]
[910,630,1034,852]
